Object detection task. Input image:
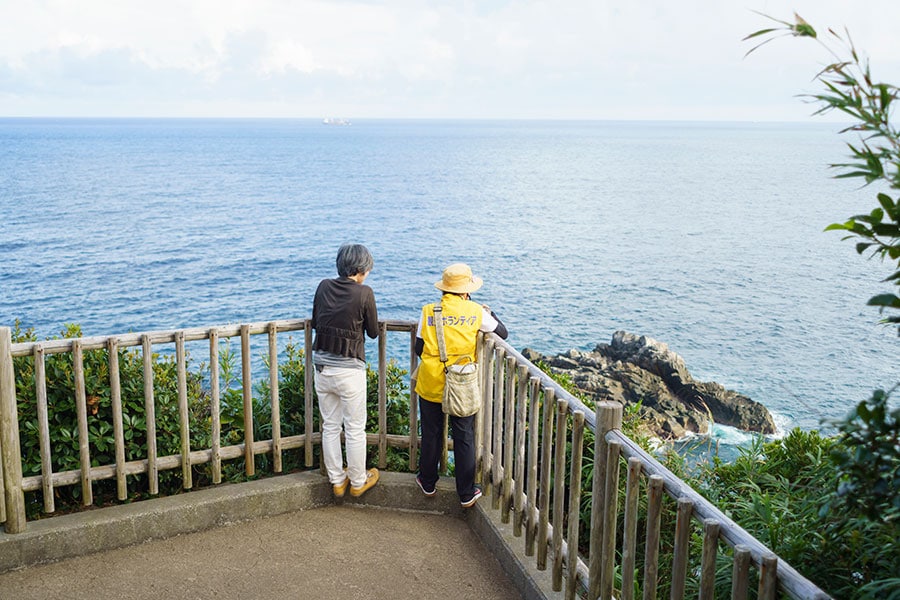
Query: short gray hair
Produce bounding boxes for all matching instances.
[336,244,374,277]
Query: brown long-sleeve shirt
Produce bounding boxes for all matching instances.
[311,277,379,362]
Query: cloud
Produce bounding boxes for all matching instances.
[0,0,898,119]
[260,39,318,75]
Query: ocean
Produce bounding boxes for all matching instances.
[1,118,896,442]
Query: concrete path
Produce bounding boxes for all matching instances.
[0,505,520,600]
[0,472,541,600]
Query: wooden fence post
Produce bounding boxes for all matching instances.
[513,364,528,536]
[0,326,26,533]
[589,401,623,599]
[176,330,193,488]
[643,475,664,600]
[478,336,495,484]
[566,411,586,599]
[501,355,516,523]
[304,321,315,469]
[759,554,779,600]
[268,322,283,473]
[551,398,569,591]
[239,325,254,477]
[536,387,555,570]
[409,326,419,472]
[601,440,622,600]
[491,347,505,507]
[671,497,695,599]
[206,330,220,486]
[732,545,751,600]
[524,376,541,556]
[621,457,642,600]
[108,337,127,501]
[378,322,387,469]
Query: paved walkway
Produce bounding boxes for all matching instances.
[0,505,520,600]
[0,472,538,600]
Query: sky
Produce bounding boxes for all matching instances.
[0,0,898,121]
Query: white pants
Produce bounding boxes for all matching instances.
[314,366,368,487]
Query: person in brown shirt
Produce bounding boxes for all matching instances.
[311,244,380,497]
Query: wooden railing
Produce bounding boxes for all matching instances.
[0,322,830,599]
[0,319,418,527]
[476,337,831,600]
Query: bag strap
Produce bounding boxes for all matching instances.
[435,304,477,371]
[433,304,448,365]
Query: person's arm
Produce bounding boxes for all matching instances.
[415,310,425,356]
[363,287,379,339]
[491,311,508,340]
[310,281,323,329]
[480,306,508,340]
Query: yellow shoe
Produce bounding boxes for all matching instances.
[331,478,350,498]
[349,468,379,497]
[333,476,349,498]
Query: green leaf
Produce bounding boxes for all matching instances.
[793,23,816,38]
[791,13,816,38]
[878,193,899,218]
[833,170,877,181]
[824,222,852,232]
[872,223,900,237]
[742,27,780,41]
[850,222,871,235]
[867,293,900,308]
[878,84,896,111]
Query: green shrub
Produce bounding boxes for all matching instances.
[12,321,204,511]
[697,428,899,598]
[829,387,900,523]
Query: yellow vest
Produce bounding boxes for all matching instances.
[415,294,483,403]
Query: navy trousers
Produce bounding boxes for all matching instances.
[418,398,478,502]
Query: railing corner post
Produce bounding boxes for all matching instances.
[0,326,26,533]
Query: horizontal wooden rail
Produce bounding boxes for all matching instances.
[8,319,417,357]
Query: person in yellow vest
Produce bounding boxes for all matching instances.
[414,263,508,507]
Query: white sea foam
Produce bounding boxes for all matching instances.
[709,423,757,447]
[769,411,792,439]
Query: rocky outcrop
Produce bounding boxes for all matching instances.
[522,331,776,441]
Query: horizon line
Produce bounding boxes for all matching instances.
[0,115,849,125]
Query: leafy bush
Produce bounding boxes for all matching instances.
[698,428,899,599]
[12,321,204,510]
[829,387,900,523]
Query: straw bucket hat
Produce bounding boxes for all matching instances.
[434,263,483,294]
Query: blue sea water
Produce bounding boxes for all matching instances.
[0,118,896,437]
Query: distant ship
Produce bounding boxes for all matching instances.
[322,117,351,126]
